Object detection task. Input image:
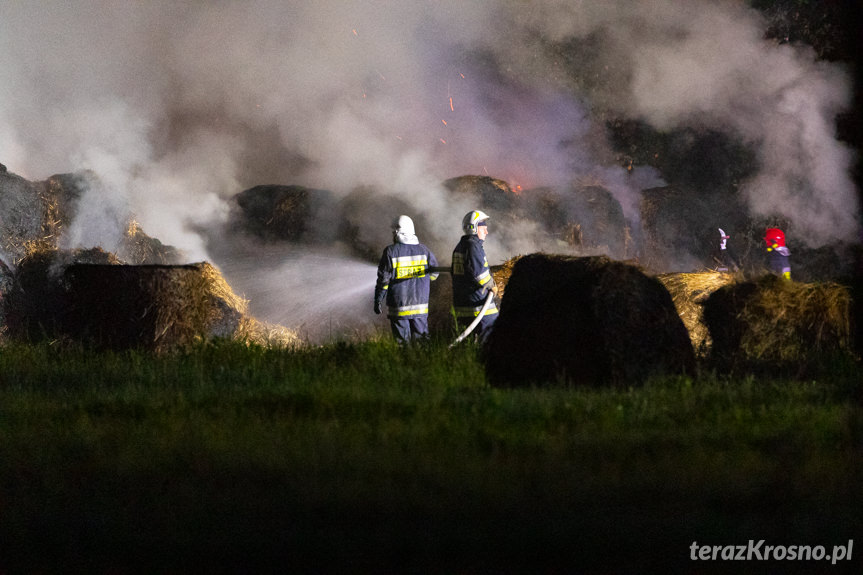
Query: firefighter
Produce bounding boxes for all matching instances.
[451,210,498,342]
[764,227,791,280]
[713,227,739,272]
[374,215,439,343]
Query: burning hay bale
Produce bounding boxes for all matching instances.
[656,271,739,355]
[0,167,181,265]
[701,275,854,375]
[443,175,521,233]
[336,187,429,262]
[232,184,338,243]
[484,254,695,387]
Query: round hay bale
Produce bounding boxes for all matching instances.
[443,175,521,236]
[702,275,854,375]
[656,271,738,356]
[484,254,695,387]
[335,187,426,262]
[443,175,518,214]
[59,260,301,351]
[233,184,338,243]
[3,247,121,342]
[63,263,218,351]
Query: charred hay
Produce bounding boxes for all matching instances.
[484,254,695,387]
[119,220,183,264]
[233,184,338,244]
[656,271,739,356]
[701,275,855,376]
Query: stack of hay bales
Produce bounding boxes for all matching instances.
[0,167,179,265]
[484,254,695,387]
[702,275,854,375]
[656,271,739,355]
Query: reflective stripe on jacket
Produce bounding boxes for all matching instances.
[375,242,438,318]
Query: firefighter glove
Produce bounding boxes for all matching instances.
[373,301,382,315]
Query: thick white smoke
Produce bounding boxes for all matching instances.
[0,0,856,255]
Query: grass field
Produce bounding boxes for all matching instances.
[1,338,861,574]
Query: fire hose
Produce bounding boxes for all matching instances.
[428,266,495,347]
[449,290,495,348]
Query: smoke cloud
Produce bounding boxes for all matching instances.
[0,0,857,257]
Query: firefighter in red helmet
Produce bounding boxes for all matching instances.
[764,227,791,280]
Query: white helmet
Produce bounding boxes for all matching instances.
[392,215,415,236]
[462,210,490,235]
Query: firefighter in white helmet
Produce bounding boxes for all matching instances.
[451,210,498,342]
[374,215,439,343]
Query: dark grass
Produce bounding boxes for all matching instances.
[0,339,861,574]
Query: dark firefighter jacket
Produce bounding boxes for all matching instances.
[767,246,791,279]
[451,234,499,319]
[375,242,438,318]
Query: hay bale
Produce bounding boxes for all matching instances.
[233,184,338,243]
[335,187,428,262]
[0,168,180,265]
[443,175,521,242]
[62,263,215,351]
[656,271,738,355]
[702,275,854,375]
[3,250,301,350]
[484,254,695,387]
[235,316,303,348]
[3,247,121,341]
[120,220,183,264]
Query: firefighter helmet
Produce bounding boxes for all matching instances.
[462,210,490,235]
[764,227,786,248]
[392,215,415,236]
